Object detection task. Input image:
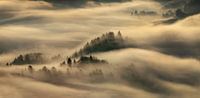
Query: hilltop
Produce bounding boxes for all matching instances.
[72,31,127,57]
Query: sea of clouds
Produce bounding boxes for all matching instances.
[0,0,199,98]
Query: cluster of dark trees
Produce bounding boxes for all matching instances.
[158,0,200,24]
[131,9,157,16]
[73,31,125,57]
[169,0,200,19]
[24,65,64,81]
[9,53,46,65]
[183,0,200,14]
[78,55,107,64]
[175,0,200,19]
[26,64,105,81]
[6,53,63,66]
[61,55,107,67]
[161,9,186,19]
[162,10,175,18]
[7,31,126,66]
[61,32,125,66]
[60,57,75,67]
[39,66,60,75]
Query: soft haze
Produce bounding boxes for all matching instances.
[0,0,200,98]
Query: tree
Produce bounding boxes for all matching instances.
[28,65,34,73]
[67,58,72,67]
[6,63,10,66]
[42,66,48,72]
[90,55,93,60]
[73,59,76,63]
[51,67,57,73]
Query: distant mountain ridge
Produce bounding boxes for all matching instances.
[158,0,200,24]
[31,0,132,7]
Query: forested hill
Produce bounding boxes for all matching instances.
[72,31,127,57]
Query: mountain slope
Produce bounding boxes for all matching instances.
[72,31,128,57]
[72,31,200,59]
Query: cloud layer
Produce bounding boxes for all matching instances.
[0,1,199,98]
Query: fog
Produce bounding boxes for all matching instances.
[0,0,163,53]
[0,0,200,98]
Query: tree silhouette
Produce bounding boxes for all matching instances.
[28,65,34,73]
[67,58,72,67]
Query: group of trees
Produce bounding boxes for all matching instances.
[26,65,105,80]
[183,0,200,14]
[130,9,157,16]
[7,31,125,67]
[162,10,175,18]
[27,65,61,76]
[78,55,107,64]
[60,57,76,67]
[175,0,200,19]
[161,9,187,19]
[165,0,200,19]
[6,53,63,66]
[73,31,125,57]
[10,53,46,65]
[61,55,107,67]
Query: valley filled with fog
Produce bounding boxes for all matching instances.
[0,0,199,98]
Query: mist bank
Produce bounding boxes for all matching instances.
[0,48,200,98]
[0,0,200,98]
[71,14,200,59]
[0,0,160,54]
[1,1,199,59]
